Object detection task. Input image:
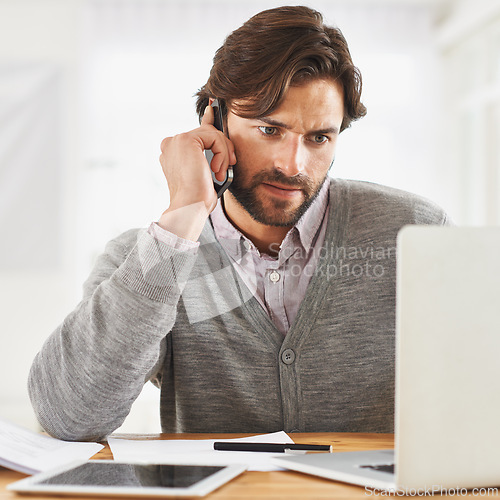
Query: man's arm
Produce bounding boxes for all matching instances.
[28,228,197,442]
[28,105,235,441]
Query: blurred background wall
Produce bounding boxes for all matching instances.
[1,0,499,433]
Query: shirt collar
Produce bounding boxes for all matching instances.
[210,177,330,257]
[292,178,330,253]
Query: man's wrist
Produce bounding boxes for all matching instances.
[157,201,209,242]
[149,222,199,251]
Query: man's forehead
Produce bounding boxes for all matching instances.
[231,79,344,132]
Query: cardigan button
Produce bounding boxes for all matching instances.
[281,348,296,365]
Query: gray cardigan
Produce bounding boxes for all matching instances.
[28,179,448,441]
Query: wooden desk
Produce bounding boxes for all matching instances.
[0,432,413,499]
[1,432,394,499]
[4,433,499,498]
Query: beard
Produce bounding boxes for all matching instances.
[227,162,332,227]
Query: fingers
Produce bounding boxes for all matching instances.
[208,135,237,182]
[158,107,237,206]
[198,106,237,177]
[201,104,215,127]
[227,136,237,165]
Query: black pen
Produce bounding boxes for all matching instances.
[213,442,332,453]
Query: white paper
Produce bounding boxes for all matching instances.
[108,431,294,471]
[0,417,104,475]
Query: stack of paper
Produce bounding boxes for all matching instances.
[108,431,295,471]
[0,417,104,475]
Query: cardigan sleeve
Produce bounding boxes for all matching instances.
[28,227,198,441]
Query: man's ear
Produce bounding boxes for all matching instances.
[208,97,215,106]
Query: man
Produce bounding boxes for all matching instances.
[29,6,449,441]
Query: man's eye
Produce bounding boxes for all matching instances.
[258,126,278,136]
[313,135,328,144]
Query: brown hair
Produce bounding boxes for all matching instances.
[195,6,366,132]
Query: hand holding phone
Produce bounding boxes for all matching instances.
[205,99,233,198]
[157,99,236,241]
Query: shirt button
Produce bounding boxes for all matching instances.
[269,271,280,283]
[243,241,252,250]
[281,348,296,365]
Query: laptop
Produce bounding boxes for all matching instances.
[274,226,500,491]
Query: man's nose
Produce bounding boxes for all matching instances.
[273,135,307,177]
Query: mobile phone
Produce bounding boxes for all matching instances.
[205,99,233,198]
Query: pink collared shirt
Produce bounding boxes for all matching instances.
[150,179,330,336]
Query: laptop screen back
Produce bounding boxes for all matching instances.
[395,226,500,489]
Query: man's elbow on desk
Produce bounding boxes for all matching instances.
[28,370,125,442]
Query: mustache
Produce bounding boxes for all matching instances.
[251,168,313,191]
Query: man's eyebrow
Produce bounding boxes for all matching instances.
[257,116,339,135]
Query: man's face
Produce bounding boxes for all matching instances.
[225,78,344,227]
